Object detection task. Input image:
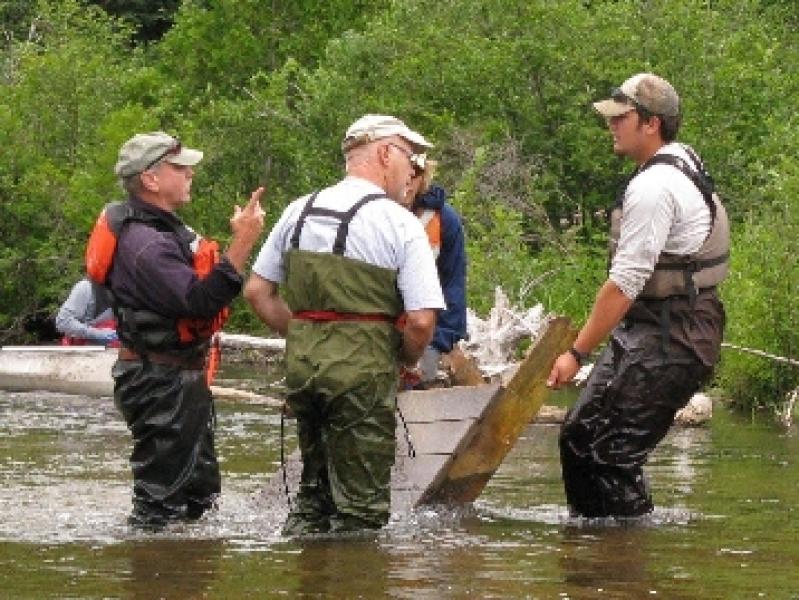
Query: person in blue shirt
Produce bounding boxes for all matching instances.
[403,160,468,386]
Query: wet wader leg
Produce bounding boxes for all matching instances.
[326,374,397,533]
[560,336,712,517]
[559,341,620,517]
[113,361,220,526]
[283,393,336,535]
[182,371,221,519]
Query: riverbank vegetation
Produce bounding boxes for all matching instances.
[1,0,796,414]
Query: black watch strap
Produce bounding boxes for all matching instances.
[568,346,588,366]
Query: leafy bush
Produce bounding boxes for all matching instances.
[717,144,799,411]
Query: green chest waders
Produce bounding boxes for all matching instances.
[281,192,404,534]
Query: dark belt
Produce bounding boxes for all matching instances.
[118,347,205,370]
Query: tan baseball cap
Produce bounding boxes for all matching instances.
[342,114,433,152]
[593,73,680,118]
[114,131,203,177]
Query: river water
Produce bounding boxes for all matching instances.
[1,373,798,599]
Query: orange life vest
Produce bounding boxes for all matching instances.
[85,202,228,383]
[418,208,441,259]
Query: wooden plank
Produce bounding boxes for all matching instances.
[392,454,450,491]
[396,382,500,423]
[390,489,419,514]
[392,383,501,508]
[422,316,576,504]
[259,443,452,512]
[399,420,475,455]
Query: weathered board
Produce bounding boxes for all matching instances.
[263,315,577,512]
[260,382,502,513]
[422,316,576,504]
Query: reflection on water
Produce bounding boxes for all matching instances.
[1,385,799,598]
[120,538,224,599]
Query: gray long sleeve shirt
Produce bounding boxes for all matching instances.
[610,142,713,300]
[55,278,114,341]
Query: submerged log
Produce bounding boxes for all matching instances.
[529,395,713,427]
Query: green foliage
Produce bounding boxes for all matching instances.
[0,0,37,42]
[151,0,384,109]
[717,145,799,411]
[0,0,145,339]
[1,0,797,410]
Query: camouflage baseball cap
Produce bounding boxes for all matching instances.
[593,73,680,118]
[114,131,203,177]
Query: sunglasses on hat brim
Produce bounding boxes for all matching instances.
[388,142,427,176]
[144,139,182,171]
[610,88,654,119]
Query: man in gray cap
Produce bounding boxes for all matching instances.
[548,74,729,517]
[245,115,445,534]
[85,131,265,528]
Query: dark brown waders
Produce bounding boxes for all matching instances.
[559,292,723,518]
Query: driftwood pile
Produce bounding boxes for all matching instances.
[458,287,711,427]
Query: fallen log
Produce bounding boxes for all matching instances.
[219,332,285,353]
[210,385,283,407]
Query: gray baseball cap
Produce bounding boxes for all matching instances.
[114,131,203,177]
[593,73,680,118]
[342,114,433,152]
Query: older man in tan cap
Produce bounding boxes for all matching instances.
[245,115,445,535]
[548,74,730,518]
[85,131,265,528]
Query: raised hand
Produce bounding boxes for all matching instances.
[226,186,267,273]
[231,186,266,241]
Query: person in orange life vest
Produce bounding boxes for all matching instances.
[400,159,467,386]
[91,131,265,528]
[56,277,119,346]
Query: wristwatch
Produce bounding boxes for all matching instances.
[568,346,589,366]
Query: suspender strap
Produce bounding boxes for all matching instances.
[640,152,716,222]
[332,193,387,255]
[289,191,321,249]
[288,192,388,255]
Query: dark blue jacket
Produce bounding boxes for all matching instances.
[414,185,467,352]
[107,197,242,319]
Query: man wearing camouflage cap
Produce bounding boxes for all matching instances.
[85,131,265,528]
[245,115,445,534]
[548,74,730,517]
